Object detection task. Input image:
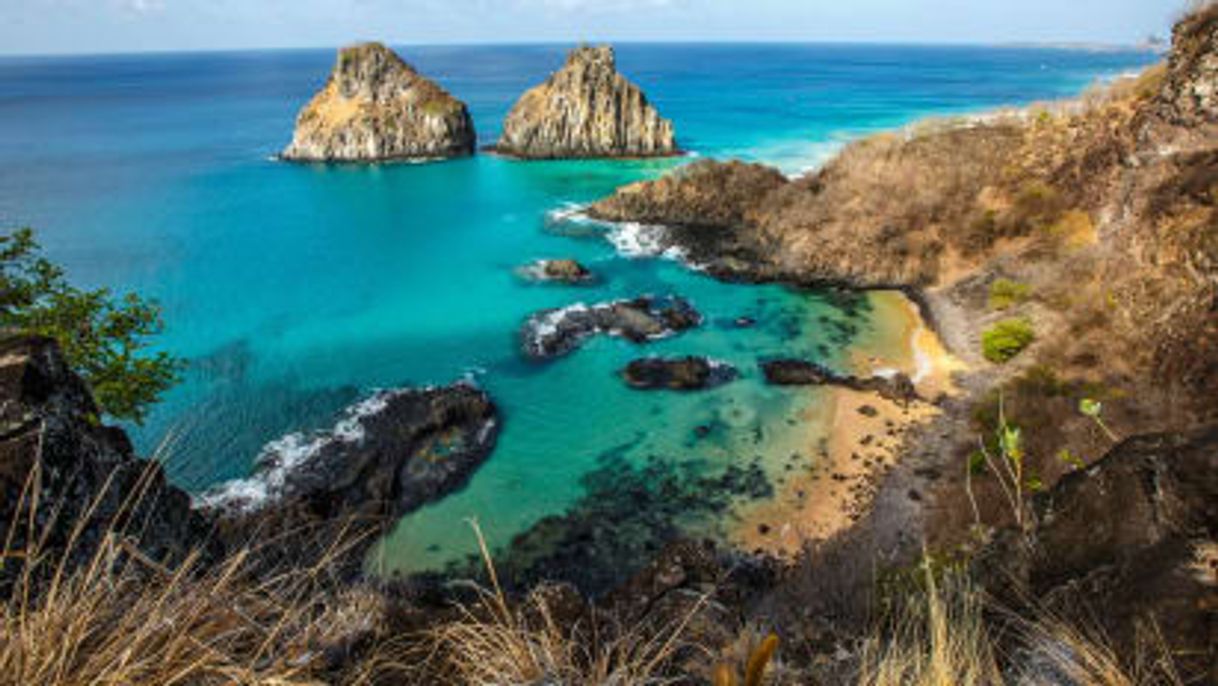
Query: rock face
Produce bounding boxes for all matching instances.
[495,46,677,159]
[520,296,701,359]
[621,357,737,391]
[0,336,213,593]
[977,427,1218,682]
[203,384,499,523]
[760,359,918,403]
[1160,4,1218,123]
[282,42,475,162]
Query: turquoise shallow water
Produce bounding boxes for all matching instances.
[0,44,1157,575]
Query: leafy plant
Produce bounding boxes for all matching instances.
[981,318,1035,364]
[988,278,1031,311]
[0,228,182,423]
[1079,398,1119,442]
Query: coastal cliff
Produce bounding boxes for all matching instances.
[494,45,677,159]
[282,42,475,162]
[584,6,1218,679]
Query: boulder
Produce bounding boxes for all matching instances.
[517,258,594,284]
[1159,4,1218,124]
[203,384,499,522]
[282,42,475,162]
[977,427,1218,682]
[760,358,919,404]
[520,296,702,359]
[621,356,737,391]
[495,45,677,159]
[0,335,213,593]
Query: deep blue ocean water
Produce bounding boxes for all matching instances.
[0,44,1156,571]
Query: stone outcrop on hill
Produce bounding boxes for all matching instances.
[0,336,214,592]
[1160,4,1218,124]
[495,45,677,159]
[282,42,475,162]
[977,426,1218,682]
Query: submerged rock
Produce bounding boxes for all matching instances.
[760,358,918,404]
[202,384,499,523]
[520,296,702,359]
[621,356,737,391]
[517,258,594,284]
[495,45,677,159]
[282,42,475,162]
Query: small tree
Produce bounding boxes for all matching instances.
[0,228,182,424]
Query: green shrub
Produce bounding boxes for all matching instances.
[981,318,1035,364]
[988,278,1031,311]
[1,228,182,423]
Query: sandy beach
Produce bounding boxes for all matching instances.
[732,291,963,556]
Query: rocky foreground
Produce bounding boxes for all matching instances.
[494,45,678,159]
[282,42,475,162]
[0,335,500,587]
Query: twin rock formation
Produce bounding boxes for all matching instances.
[283,43,677,162]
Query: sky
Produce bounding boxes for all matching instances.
[0,0,1188,56]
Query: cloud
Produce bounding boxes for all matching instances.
[120,0,165,14]
[524,0,679,12]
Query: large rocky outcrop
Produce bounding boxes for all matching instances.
[0,332,502,588]
[202,384,499,569]
[977,426,1218,682]
[495,45,677,159]
[282,42,475,162]
[0,335,214,592]
[1160,4,1218,124]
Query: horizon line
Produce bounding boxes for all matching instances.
[0,37,1162,61]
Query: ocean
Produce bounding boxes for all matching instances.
[0,43,1157,575]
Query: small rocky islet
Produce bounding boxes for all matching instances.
[281,42,476,162]
[283,42,677,163]
[620,356,738,391]
[520,295,702,359]
[493,45,678,159]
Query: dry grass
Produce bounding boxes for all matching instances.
[858,561,1185,686]
[420,521,698,685]
[0,460,402,686]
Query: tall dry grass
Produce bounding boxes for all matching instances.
[858,560,1185,686]
[0,458,401,686]
[419,520,698,685]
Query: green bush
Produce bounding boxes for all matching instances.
[981,318,1035,364]
[1,228,182,423]
[988,278,1031,311]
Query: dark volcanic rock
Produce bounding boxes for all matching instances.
[977,426,1218,682]
[0,335,214,593]
[517,258,594,284]
[520,295,702,359]
[495,45,677,159]
[621,356,737,391]
[760,358,919,404]
[282,42,476,162]
[586,159,790,279]
[203,384,499,526]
